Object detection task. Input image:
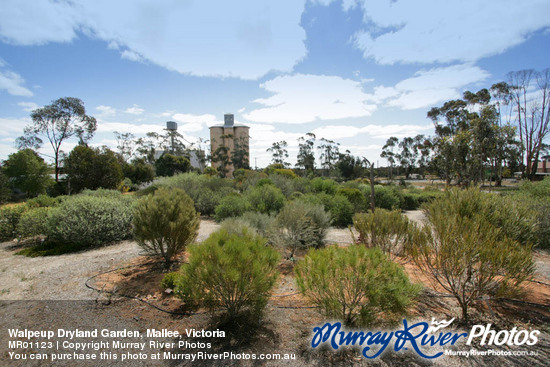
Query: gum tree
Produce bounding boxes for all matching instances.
[17,97,97,182]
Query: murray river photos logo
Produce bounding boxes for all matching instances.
[311,318,540,359]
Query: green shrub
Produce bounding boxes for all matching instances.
[0,205,27,241]
[246,184,285,214]
[295,245,420,326]
[133,187,199,265]
[269,174,295,198]
[25,194,61,209]
[299,192,354,227]
[407,189,535,321]
[273,201,331,258]
[175,229,280,319]
[16,207,51,240]
[518,177,550,199]
[47,194,134,248]
[336,187,366,212]
[428,188,534,246]
[160,272,180,289]
[402,192,420,210]
[310,177,337,194]
[158,173,233,216]
[80,189,124,199]
[238,212,276,238]
[372,185,402,210]
[353,209,413,259]
[214,194,251,222]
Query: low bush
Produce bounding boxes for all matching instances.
[295,245,420,326]
[47,194,134,248]
[175,229,279,319]
[371,185,403,210]
[273,201,331,258]
[25,194,61,209]
[353,209,413,259]
[310,177,338,195]
[299,193,354,227]
[160,272,180,289]
[133,187,199,265]
[407,189,535,321]
[16,207,51,240]
[336,187,366,212]
[238,212,276,238]
[246,184,285,214]
[214,194,251,222]
[158,173,233,216]
[0,205,27,241]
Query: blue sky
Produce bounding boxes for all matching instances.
[0,0,549,167]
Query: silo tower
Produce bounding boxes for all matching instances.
[166,121,178,154]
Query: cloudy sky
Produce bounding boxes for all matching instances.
[0,0,549,167]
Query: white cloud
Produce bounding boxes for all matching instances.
[171,113,219,132]
[124,104,145,115]
[96,105,116,116]
[0,117,29,136]
[18,101,39,112]
[96,121,163,135]
[371,64,490,110]
[0,70,33,96]
[351,0,550,64]
[0,0,307,79]
[312,123,432,140]
[244,74,377,123]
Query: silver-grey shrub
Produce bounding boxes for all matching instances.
[47,194,135,248]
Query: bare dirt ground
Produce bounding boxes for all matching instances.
[0,212,549,366]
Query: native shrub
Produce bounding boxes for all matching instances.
[0,205,27,241]
[47,194,134,248]
[295,245,420,326]
[214,194,251,222]
[407,189,535,321]
[16,207,51,240]
[372,185,402,210]
[238,212,276,238]
[133,187,199,265]
[246,184,285,214]
[273,201,331,258]
[310,177,338,195]
[353,209,413,260]
[299,192,354,227]
[336,187,366,212]
[25,194,61,209]
[175,229,280,319]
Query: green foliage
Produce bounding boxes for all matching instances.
[133,187,199,265]
[299,192,354,227]
[273,200,331,258]
[407,189,535,321]
[16,207,51,240]
[160,272,180,289]
[123,158,155,185]
[336,187,366,212]
[155,153,191,177]
[2,149,53,197]
[246,184,285,214]
[47,194,134,248]
[0,170,11,204]
[158,173,233,216]
[237,212,276,238]
[65,145,123,193]
[214,194,251,222]
[25,194,61,209]
[353,209,413,259]
[310,177,337,194]
[0,205,27,241]
[175,229,280,319]
[427,188,534,246]
[295,245,420,326]
[519,177,550,199]
[371,185,403,210]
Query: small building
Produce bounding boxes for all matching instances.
[209,114,250,177]
[536,155,550,174]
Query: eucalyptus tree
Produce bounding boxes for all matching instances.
[16,97,97,182]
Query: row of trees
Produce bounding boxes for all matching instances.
[379,69,549,185]
[267,134,366,179]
